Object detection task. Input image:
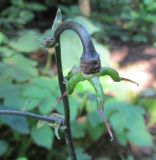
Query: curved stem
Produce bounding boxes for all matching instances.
[0,109,64,124]
[54,21,96,58]
[54,21,101,74]
[55,40,76,160]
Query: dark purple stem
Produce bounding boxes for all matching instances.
[0,109,64,124]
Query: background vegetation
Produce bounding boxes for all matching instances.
[0,0,156,159]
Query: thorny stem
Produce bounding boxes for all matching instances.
[0,109,64,124]
[55,40,76,160]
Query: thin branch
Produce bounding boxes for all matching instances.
[55,40,76,160]
[0,109,64,124]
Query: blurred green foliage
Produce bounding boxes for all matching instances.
[91,0,156,43]
[0,0,47,29]
[0,0,155,159]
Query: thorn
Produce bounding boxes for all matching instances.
[121,77,139,86]
[51,91,68,108]
[98,107,114,141]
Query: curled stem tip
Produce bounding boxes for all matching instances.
[121,77,139,86]
[98,107,114,141]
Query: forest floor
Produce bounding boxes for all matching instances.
[110,42,156,90]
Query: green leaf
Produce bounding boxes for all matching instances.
[32,77,59,94]
[17,10,34,24]
[39,96,56,114]
[69,96,81,121]
[76,148,91,160]
[71,121,86,139]
[0,32,7,45]
[132,34,148,43]
[60,5,81,17]
[4,53,37,66]
[0,140,8,156]
[22,86,49,99]
[26,3,47,11]
[16,157,28,160]
[0,47,15,57]
[11,0,24,7]
[0,83,17,99]
[4,95,29,110]
[0,83,32,110]
[73,16,101,35]
[31,125,53,149]
[22,77,59,112]
[127,126,152,147]
[9,30,41,53]
[1,54,38,82]
[104,100,153,147]
[127,155,135,160]
[87,124,104,141]
[116,131,128,145]
[87,111,102,127]
[138,98,156,124]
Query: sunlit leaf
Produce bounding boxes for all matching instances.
[104,100,153,147]
[137,94,156,124]
[9,30,41,53]
[16,157,28,160]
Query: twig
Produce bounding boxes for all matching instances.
[0,109,64,124]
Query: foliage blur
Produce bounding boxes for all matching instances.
[0,0,156,159]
